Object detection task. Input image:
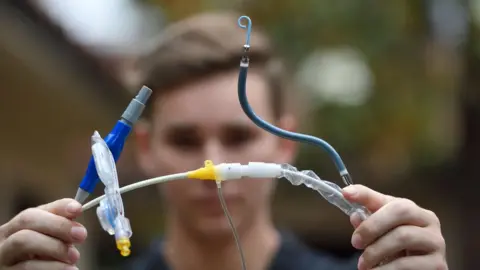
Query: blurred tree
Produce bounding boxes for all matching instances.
[455,1,480,268]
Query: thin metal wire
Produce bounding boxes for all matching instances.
[217,184,247,270]
[237,15,252,46]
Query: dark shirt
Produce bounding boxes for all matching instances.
[123,231,359,270]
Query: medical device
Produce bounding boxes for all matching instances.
[82,160,369,219]
[78,15,370,267]
[81,159,369,265]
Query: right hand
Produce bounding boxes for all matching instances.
[0,198,88,270]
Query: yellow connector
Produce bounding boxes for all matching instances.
[116,237,131,257]
[187,160,217,180]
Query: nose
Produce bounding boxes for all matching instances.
[201,139,241,193]
[198,140,225,189]
[203,139,225,165]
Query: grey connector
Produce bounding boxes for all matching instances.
[75,189,90,204]
[121,86,153,125]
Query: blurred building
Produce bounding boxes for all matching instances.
[0,1,149,268]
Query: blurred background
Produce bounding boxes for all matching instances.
[0,0,478,269]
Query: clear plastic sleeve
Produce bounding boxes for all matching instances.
[91,131,132,256]
[280,164,370,220]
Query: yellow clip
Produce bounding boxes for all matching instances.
[187,160,217,181]
[116,237,131,257]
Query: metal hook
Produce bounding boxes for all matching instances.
[237,15,252,47]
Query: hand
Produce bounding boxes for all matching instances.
[0,199,88,270]
[342,185,447,270]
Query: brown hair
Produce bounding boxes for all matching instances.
[137,11,292,120]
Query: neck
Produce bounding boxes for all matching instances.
[162,212,280,270]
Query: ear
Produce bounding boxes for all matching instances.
[275,114,298,164]
[133,120,156,176]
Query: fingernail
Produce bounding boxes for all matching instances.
[68,246,80,263]
[350,212,362,229]
[71,226,87,241]
[65,266,78,270]
[67,201,81,214]
[343,186,357,196]
[351,233,363,249]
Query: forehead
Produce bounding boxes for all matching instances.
[151,70,273,128]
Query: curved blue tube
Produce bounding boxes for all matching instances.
[236,16,351,184]
[237,66,348,174]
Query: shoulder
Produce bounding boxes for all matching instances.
[269,231,359,270]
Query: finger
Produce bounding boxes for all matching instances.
[373,254,446,270]
[352,199,432,249]
[37,199,82,220]
[1,229,80,266]
[6,260,78,270]
[4,208,87,244]
[350,212,363,229]
[343,185,394,212]
[359,225,443,270]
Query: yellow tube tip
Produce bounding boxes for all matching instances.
[120,248,131,257]
[116,238,131,257]
[187,160,217,180]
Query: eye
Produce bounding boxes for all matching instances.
[222,125,258,148]
[164,126,203,151]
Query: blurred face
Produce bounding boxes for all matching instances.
[135,69,297,237]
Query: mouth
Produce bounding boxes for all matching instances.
[192,193,241,214]
[195,193,239,204]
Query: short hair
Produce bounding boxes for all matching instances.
[137,11,292,120]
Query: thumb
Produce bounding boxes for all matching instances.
[38,198,83,219]
[342,185,394,212]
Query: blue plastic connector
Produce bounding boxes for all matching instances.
[75,86,153,203]
[79,121,131,193]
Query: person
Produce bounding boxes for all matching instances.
[0,11,447,270]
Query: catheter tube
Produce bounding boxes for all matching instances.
[236,16,353,186]
[82,162,368,220]
[82,172,188,211]
[237,63,349,176]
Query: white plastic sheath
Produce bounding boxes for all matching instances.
[215,162,283,180]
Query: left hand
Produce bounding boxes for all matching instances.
[342,185,447,270]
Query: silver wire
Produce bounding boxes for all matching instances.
[217,184,247,270]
